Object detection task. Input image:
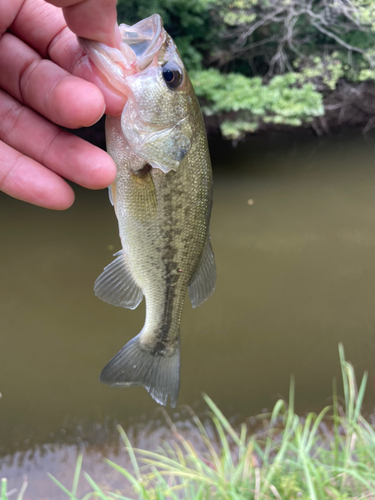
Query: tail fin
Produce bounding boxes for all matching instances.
[99,335,180,407]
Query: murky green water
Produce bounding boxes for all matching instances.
[2,130,375,497]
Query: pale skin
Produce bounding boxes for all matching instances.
[0,0,127,210]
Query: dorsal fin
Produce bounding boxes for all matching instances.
[94,250,143,309]
[188,235,216,308]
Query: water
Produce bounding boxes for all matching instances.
[2,130,375,497]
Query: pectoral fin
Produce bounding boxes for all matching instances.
[94,250,143,309]
[108,184,115,207]
[188,236,216,308]
[108,183,118,216]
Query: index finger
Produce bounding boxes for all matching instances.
[46,0,120,47]
[9,0,126,116]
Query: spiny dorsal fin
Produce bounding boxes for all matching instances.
[188,235,216,308]
[94,250,143,309]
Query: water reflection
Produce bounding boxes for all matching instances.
[2,130,375,497]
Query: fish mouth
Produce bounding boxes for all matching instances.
[78,14,165,93]
[119,14,164,70]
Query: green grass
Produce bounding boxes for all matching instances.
[48,343,375,499]
[1,343,370,499]
[0,477,27,500]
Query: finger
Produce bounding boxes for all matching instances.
[46,0,119,47]
[10,0,126,116]
[0,32,106,128]
[68,53,126,116]
[0,141,75,210]
[0,90,116,190]
[0,0,24,35]
[8,0,70,59]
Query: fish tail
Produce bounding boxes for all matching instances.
[99,334,180,407]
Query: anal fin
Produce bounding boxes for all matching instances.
[94,250,143,309]
[188,235,216,308]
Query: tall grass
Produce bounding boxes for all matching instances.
[47,344,375,498]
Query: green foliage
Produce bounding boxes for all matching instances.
[115,0,375,137]
[351,0,375,29]
[52,344,375,500]
[359,68,375,81]
[220,0,257,26]
[191,69,324,138]
[296,54,345,90]
[111,0,375,140]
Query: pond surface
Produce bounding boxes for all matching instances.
[2,130,375,497]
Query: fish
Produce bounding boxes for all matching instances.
[79,14,216,407]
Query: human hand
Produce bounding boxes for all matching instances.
[0,0,126,210]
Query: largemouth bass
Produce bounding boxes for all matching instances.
[80,14,215,407]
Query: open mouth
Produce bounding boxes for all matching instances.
[119,14,165,70]
[78,14,166,92]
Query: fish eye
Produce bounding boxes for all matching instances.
[162,63,183,90]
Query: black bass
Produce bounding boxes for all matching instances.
[80,14,216,407]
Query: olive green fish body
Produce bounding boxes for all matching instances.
[80,14,215,406]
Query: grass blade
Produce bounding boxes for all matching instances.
[48,474,79,500]
[72,453,83,497]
